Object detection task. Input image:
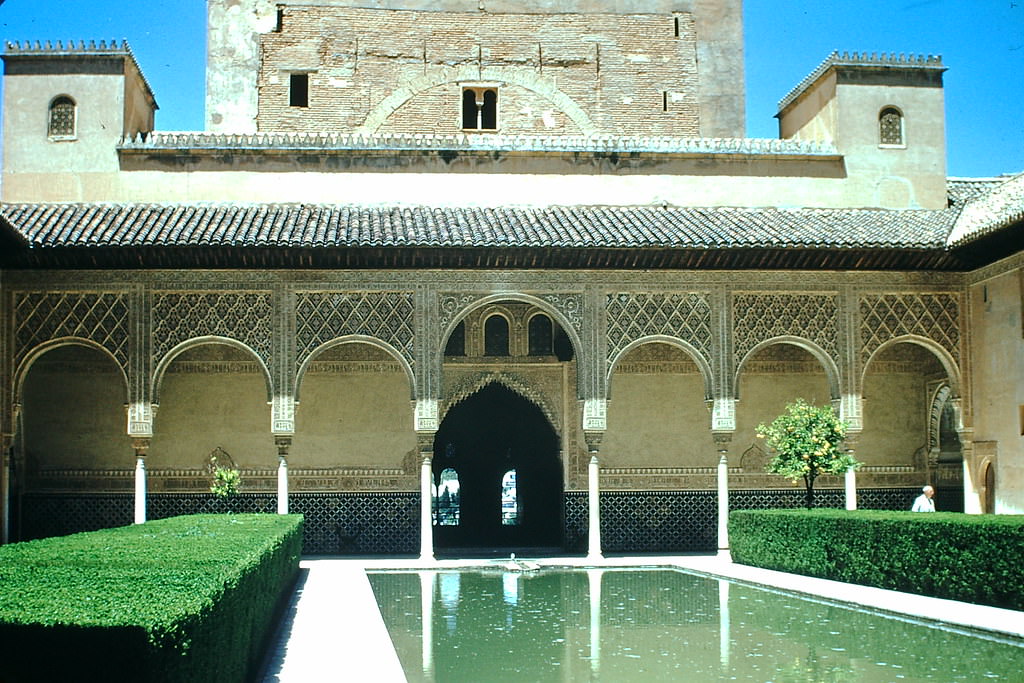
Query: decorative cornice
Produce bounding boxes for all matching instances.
[3,40,157,109]
[778,51,945,113]
[119,131,839,159]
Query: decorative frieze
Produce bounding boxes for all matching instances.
[13,291,130,370]
[295,291,414,369]
[859,293,960,364]
[732,292,838,365]
[152,291,273,367]
[606,292,712,365]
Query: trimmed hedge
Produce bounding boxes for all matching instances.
[729,509,1024,610]
[0,514,303,682]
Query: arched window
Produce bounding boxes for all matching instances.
[48,95,76,138]
[879,107,903,146]
[444,320,466,357]
[484,315,510,356]
[436,467,461,526]
[462,86,498,131]
[500,469,519,525]
[528,314,553,356]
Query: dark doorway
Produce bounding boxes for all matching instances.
[433,383,562,553]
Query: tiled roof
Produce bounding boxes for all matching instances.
[1,203,955,251]
[946,174,1024,246]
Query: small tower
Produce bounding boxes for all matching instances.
[777,52,947,209]
[1,40,157,202]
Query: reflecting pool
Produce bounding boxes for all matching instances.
[368,568,1023,682]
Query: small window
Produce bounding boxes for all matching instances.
[501,469,519,526]
[462,86,498,131]
[528,314,553,356]
[484,315,510,356]
[289,73,309,108]
[444,320,466,357]
[879,107,903,146]
[48,95,76,138]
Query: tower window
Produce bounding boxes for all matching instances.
[462,86,498,131]
[48,95,76,138]
[289,73,309,108]
[528,314,553,356]
[879,107,903,146]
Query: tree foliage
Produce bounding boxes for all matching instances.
[757,398,857,508]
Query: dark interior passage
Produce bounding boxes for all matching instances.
[432,383,562,552]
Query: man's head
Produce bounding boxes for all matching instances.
[922,485,935,498]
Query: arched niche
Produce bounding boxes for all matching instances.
[150,341,272,469]
[17,341,131,473]
[292,339,415,469]
[605,341,712,468]
[734,341,834,459]
[860,339,953,468]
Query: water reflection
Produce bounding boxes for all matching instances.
[368,569,1024,683]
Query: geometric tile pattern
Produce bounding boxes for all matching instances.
[606,292,712,365]
[290,492,419,555]
[733,293,838,364]
[16,493,133,541]
[295,291,415,370]
[859,293,960,364]
[600,490,718,552]
[13,292,130,370]
[152,291,273,367]
[563,491,588,553]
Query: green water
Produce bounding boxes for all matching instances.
[369,568,1023,682]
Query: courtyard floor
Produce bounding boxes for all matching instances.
[259,553,1024,682]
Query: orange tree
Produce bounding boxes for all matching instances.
[757,398,857,508]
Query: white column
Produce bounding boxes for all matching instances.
[420,454,434,561]
[134,454,147,524]
[277,455,289,514]
[587,454,602,560]
[719,579,731,672]
[844,467,857,510]
[420,570,435,682]
[717,453,729,552]
[587,568,603,677]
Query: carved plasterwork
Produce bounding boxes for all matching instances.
[733,292,838,366]
[152,291,273,367]
[859,293,960,364]
[14,291,130,371]
[295,291,414,370]
[606,292,712,365]
[442,368,562,433]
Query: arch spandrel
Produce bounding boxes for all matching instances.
[734,336,842,402]
[606,335,714,402]
[294,335,417,402]
[14,338,130,407]
[861,334,962,398]
[152,336,275,405]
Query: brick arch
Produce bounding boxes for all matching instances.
[356,67,599,135]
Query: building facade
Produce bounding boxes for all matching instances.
[1,0,1021,555]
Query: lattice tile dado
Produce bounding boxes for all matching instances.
[859,293,960,364]
[14,292,130,370]
[606,292,712,365]
[152,291,274,366]
[733,293,838,364]
[296,291,415,369]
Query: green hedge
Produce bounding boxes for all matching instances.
[729,509,1024,610]
[0,514,303,682]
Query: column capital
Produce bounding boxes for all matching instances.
[274,435,292,457]
[416,431,435,458]
[131,437,151,457]
[583,430,604,454]
[712,431,732,452]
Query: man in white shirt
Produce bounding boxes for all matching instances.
[911,485,936,512]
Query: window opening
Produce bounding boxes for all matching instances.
[275,8,284,32]
[48,96,76,138]
[435,467,460,526]
[528,314,553,356]
[289,73,309,107]
[674,17,680,38]
[663,91,668,112]
[501,469,519,525]
[879,107,903,146]
[484,315,510,356]
[445,321,466,357]
[462,86,498,131]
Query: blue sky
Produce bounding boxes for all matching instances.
[2,0,1021,177]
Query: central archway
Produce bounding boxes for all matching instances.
[432,383,562,553]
